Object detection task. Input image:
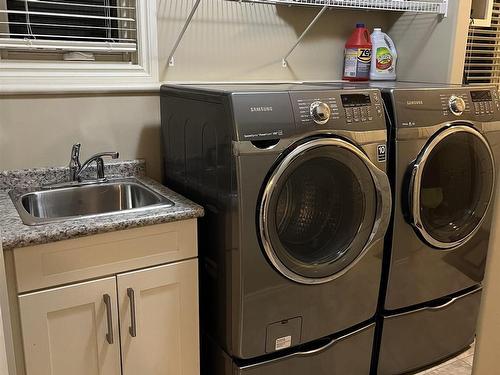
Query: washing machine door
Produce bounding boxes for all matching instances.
[409,124,495,249]
[259,137,391,285]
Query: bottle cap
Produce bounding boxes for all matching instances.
[356,23,365,28]
[374,28,382,31]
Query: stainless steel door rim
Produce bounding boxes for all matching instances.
[259,137,391,285]
[409,124,496,249]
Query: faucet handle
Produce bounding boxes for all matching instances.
[96,158,105,180]
[69,143,82,181]
[94,153,118,181]
[70,143,81,165]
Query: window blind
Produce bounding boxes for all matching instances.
[0,0,137,53]
[464,0,500,86]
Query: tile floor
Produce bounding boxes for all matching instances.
[415,343,475,374]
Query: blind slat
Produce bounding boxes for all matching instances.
[0,21,136,32]
[0,9,135,22]
[465,56,500,60]
[0,32,135,42]
[11,0,135,11]
[465,70,500,73]
[466,43,500,47]
[467,35,500,41]
[465,64,500,67]
[0,38,136,52]
[468,31,500,36]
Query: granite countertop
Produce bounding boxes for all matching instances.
[0,160,204,251]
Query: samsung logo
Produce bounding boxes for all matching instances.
[250,106,273,112]
[406,100,424,106]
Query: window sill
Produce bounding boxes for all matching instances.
[0,60,160,95]
[0,81,161,95]
[0,56,159,95]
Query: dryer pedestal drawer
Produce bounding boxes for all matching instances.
[378,287,481,375]
[210,323,375,375]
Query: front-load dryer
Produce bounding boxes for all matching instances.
[160,84,391,374]
[373,83,499,374]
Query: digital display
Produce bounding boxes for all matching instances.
[341,94,371,107]
[471,90,492,102]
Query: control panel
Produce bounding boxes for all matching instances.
[449,95,467,116]
[392,87,500,130]
[438,89,499,118]
[295,95,340,125]
[342,93,374,124]
[440,93,470,116]
[310,101,332,125]
[471,90,497,115]
[290,90,385,129]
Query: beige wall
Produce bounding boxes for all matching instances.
[158,0,395,82]
[0,94,161,180]
[387,0,472,84]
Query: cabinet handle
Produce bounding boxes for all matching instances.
[103,294,114,345]
[127,288,137,338]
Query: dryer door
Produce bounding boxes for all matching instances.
[410,125,495,249]
[259,137,391,284]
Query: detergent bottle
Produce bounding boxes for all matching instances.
[343,23,372,81]
[370,28,397,81]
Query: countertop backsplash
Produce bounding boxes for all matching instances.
[0,159,146,191]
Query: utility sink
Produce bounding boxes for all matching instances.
[10,178,175,226]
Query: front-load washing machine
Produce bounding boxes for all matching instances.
[160,83,391,374]
[373,83,500,374]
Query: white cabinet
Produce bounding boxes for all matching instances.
[118,259,199,375]
[10,220,200,375]
[18,259,199,375]
[19,277,121,375]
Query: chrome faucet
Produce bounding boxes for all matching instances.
[69,143,119,182]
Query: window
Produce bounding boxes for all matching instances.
[0,0,158,91]
[464,0,500,86]
[1,0,137,61]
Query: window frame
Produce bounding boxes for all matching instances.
[463,0,500,87]
[471,0,495,27]
[0,0,158,93]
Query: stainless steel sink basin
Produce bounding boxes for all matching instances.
[10,178,174,225]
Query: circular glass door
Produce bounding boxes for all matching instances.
[410,125,495,249]
[259,138,379,284]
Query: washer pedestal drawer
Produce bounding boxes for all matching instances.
[206,323,375,375]
[378,287,482,375]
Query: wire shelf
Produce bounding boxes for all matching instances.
[166,0,448,69]
[228,0,448,15]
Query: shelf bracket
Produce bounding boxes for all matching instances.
[167,0,202,67]
[441,0,448,18]
[282,5,328,68]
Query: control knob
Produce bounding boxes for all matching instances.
[310,101,331,125]
[449,95,466,116]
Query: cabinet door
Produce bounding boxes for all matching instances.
[118,259,199,375]
[19,277,121,375]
